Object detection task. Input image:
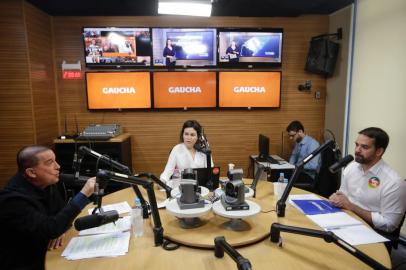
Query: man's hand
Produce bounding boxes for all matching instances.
[329,191,353,210]
[48,234,65,250]
[329,190,373,226]
[80,177,96,197]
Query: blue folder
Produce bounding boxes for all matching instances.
[291,199,342,215]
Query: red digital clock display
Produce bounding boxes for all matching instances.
[62,70,82,80]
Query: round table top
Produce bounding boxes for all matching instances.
[46,180,391,270]
[212,199,261,219]
[165,198,212,218]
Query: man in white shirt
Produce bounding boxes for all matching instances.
[329,127,406,250]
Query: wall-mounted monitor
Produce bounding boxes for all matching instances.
[86,72,151,109]
[218,28,283,68]
[153,71,217,109]
[83,27,151,67]
[152,28,217,67]
[219,71,281,108]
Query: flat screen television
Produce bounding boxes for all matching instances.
[83,27,152,67]
[152,28,217,67]
[86,72,151,110]
[218,28,283,68]
[218,71,281,108]
[153,71,217,109]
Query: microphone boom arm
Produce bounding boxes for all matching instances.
[270,223,389,270]
[97,169,164,246]
[276,139,335,217]
[78,146,149,218]
[250,163,265,198]
[137,173,172,198]
[214,236,252,270]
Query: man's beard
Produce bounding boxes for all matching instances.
[355,154,372,164]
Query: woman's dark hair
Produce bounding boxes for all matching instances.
[179,120,202,142]
[166,39,172,47]
[359,127,389,152]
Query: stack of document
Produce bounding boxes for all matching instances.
[289,194,388,245]
[62,232,130,260]
[62,202,133,260]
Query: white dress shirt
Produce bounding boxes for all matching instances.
[160,143,213,183]
[340,159,406,232]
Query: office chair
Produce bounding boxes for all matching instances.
[376,211,406,253]
[293,170,319,193]
[315,146,341,197]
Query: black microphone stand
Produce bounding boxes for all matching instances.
[97,169,164,246]
[270,223,389,270]
[276,139,335,217]
[214,236,252,270]
[137,172,172,198]
[250,163,265,198]
[198,137,213,190]
[79,146,149,219]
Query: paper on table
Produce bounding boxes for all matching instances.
[330,225,389,245]
[289,194,388,246]
[307,212,363,230]
[88,201,131,215]
[62,231,130,260]
[78,216,131,236]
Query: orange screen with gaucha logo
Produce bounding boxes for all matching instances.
[153,72,216,108]
[86,72,151,109]
[219,72,281,108]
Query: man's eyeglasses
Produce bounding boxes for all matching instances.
[288,132,297,138]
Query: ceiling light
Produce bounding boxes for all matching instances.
[158,0,212,17]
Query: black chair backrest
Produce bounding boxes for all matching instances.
[315,147,341,198]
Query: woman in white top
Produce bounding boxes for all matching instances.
[160,120,213,183]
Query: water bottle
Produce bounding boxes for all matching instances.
[278,172,285,184]
[276,172,285,199]
[172,168,181,190]
[282,175,288,194]
[131,197,144,237]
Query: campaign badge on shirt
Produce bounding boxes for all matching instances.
[368,176,380,188]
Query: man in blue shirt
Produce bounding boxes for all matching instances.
[286,121,321,189]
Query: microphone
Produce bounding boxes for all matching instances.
[59,173,89,186]
[74,210,119,231]
[78,146,130,173]
[72,150,84,179]
[329,155,354,174]
[201,133,209,148]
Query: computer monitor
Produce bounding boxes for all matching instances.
[258,134,270,161]
[193,167,220,191]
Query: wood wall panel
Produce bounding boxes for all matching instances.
[0,0,34,187]
[51,15,328,177]
[24,2,58,146]
[0,1,58,187]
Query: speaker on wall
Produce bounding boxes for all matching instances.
[305,38,339,77]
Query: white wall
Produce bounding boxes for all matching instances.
[349,0,406,176]
[349,0,406,235]
[326,6,353,151]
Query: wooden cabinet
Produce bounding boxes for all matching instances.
[53,133,132,195]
